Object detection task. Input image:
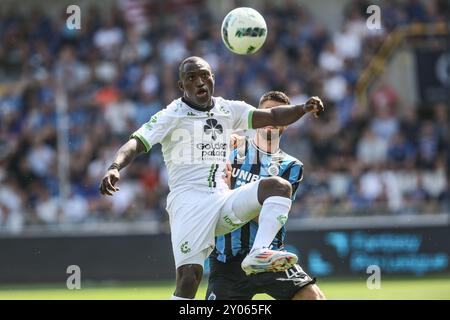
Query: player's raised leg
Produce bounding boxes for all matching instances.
[253,176,292,248]
[241,176,297,275]
[217,176,297,275]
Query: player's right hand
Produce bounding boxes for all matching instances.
[303,96,325,118]
[99,169,120,196]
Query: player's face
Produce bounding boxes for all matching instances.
[258,100,286,141]
[178,61,215,108]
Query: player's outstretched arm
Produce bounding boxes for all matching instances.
[251,96,324,129]
[99,137,146,196]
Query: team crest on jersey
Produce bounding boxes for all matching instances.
[268,164,279,176]
[203,118,223,141]
[180,241,191,254]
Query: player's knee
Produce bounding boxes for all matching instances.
[269,176,292,197]
[259,176,292,202]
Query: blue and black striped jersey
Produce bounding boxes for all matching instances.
[211,137,304,263]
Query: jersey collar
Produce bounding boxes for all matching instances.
[181,97,215,112]
[250,138,281,156]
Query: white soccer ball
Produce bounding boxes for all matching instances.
[221,7,267,55]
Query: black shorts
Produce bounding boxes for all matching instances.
[206,256,316,300]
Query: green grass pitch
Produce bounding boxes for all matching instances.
[0,275,449,300]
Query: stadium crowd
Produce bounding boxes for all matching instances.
[0,0,448,230]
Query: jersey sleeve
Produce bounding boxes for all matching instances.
[130,109,176,152]
[281,161,304,200]
[228,100,256,130]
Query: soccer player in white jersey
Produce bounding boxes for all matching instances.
[99,56,324,299]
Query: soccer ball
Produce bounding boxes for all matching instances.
[221,7,267,55]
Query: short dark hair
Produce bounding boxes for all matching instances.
[178,56,209,79]
[259,91,290,107]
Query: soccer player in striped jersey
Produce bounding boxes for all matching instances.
[206,91,326,300]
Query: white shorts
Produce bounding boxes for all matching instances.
[166,181,261,268]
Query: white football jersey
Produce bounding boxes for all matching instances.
[131,97,255,194]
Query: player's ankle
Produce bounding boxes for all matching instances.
[249,246,267,254]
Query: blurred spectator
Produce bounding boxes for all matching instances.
[387,132,416,166]
[417,121,444,169]
[319,41,344,73]
[357,128,388,165]
[104,92,136,135]
[35,188,60,224]
[370,103,400,142]
[93,16,124,58]
[333,22,361,59]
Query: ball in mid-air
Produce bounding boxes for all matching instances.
[221,7,267,55]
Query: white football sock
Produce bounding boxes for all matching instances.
[171,294,194,300]
[250,196,291,251]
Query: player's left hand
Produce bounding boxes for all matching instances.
[230,133,245,150]
[303,96,324,118]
